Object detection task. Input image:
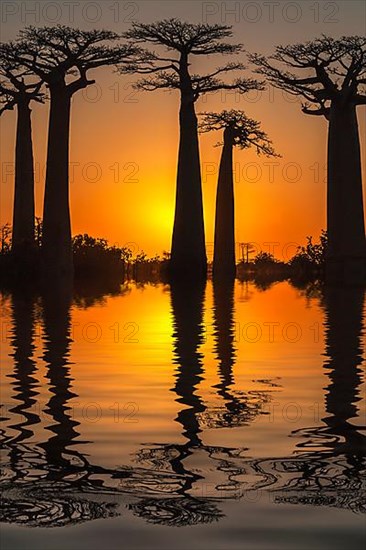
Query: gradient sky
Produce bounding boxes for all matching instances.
[0,0,365,259]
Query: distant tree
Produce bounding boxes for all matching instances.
[199,110,278,279]
[302,230,328,266]
[290,231,328,275]
[134,251,147,263]
[251,36,366,281]
[123,19,262,279]
[17,26,141,279]
[0,42,44,257]
[254,252,278,266]
[72,233,132,278]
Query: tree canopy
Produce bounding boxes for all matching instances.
[199,109,278,156]
[250,35,366,118]
[0,42,44,114]
[124,18,242,55]
[15,25,142,94]
[122,19,262,99]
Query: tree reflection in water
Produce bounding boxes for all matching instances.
[0,282,365,528]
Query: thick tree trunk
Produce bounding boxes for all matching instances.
[213,130,235,280]
[170,58,206,280]
[326,101,366,283]
[12,100,35,258]
[42,85,73,280]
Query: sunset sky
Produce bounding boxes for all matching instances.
[0,0,365,259]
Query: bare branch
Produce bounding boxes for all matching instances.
[15,26,143,95]
[0,41,45,106]
[0,94,16,115]
[302,102,330,119]
[66,66,95,95]
[121,18,257,101]
[250,36,366,117]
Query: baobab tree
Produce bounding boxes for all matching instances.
[0,42,44,260]
[17,26,141,279]
[251,36,366,282]
[199,110,277,280]
[123,19,261,279]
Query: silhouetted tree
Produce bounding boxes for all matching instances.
[123,19,261,279]
[17,26,141,279]
[251,36,366,282]
[72,233,131,279]
[253,251,278,265]
[199,110,277,279]
[290,231,328,278]
[0,42,44,258]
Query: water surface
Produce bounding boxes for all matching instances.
[1,280,365,549]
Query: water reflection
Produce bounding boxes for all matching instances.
[205,280,271,428]
[249,286,366,512]
[8,293,39,438]
[322,287,365,457]
[5,292,39,480]
[129,281,224,525]
[1,285,122,526]
[0,281,365,529]
[171,280,206,447]
[40,286,81,469]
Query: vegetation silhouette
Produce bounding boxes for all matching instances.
[0,221,332,291]
[199,110,278,280]
[289,230,328,279]
[251,36,366,283]
[72,233,131,281]
[235,232,329,287]
[123,19,262,279]
[16,26,141,280]
[0,43,43,263]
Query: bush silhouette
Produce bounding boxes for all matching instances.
[72,234,132,279]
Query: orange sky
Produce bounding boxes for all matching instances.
[0,1,365,259]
